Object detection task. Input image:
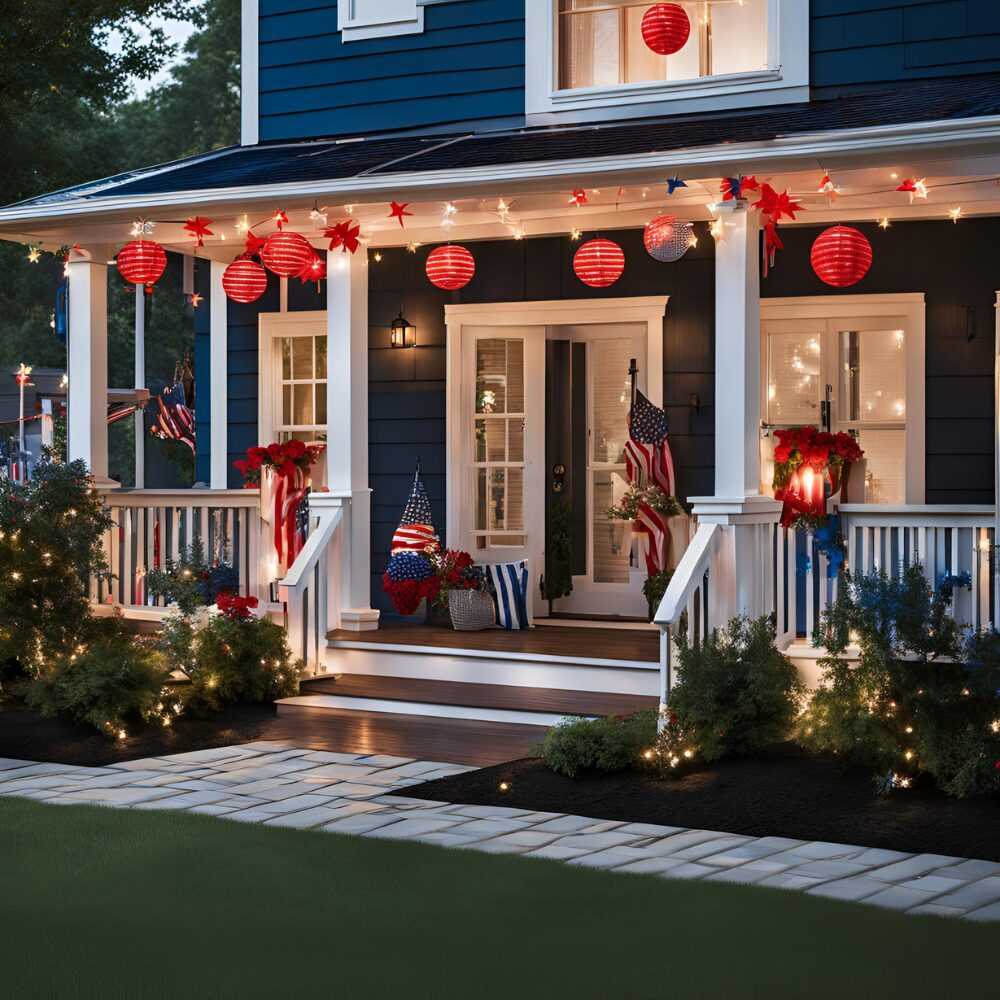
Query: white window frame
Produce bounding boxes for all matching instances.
[526,0,808,118]
[338,0,455,42]
[760,293,926,505]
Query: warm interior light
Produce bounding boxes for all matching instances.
[390,311,416,349]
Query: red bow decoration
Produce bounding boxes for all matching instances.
[324,221,361,254]
[388,202,412,227]
[245,232,268,256]
[273,210,289,230]
[721,175,760,200]
[183,216,213,247]
[896,179,918,193]
[569,189,587,207]
[295,253,326,285]
[750,184,804,276]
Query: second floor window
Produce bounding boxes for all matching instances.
[558,0,768,91]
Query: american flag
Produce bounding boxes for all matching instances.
[625,391,675,496]
[152,382,196,454]
[392,465,439,554]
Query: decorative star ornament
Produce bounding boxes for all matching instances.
[388,202,413,227]
[273,210,289,230]
[27,247,40,263]
[496,198,512,223]
[406,241,422,254]
[949,207,963,224]
[666,176,687,196]
[569,228,582,241]
[245,232,268,256]
[130,218,157,237]
[324,221,361,254]
[235,215,250,234]
[752,184,805,224]
[818,174,840,203]
[14,363,32,386]
[309,206,329,228]
[183,216,214,248]
[188,292,204,308]
[569,189,588,207]
[897,178,929,204]
[878,217,891,231]
[295,254,326,285]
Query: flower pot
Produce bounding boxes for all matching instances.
[448,589,496,631]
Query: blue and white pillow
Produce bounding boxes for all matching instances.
[486,561,531,630]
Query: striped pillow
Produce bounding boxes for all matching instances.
[486,561,531,630]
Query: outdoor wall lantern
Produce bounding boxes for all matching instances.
[390,311,416,348]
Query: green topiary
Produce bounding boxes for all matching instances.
[533,711,658,778]
[544,497,573,605]
[655,614,804,769]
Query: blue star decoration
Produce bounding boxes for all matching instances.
[666,177,687,196]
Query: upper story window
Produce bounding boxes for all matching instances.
[558,1,768,91]
[526,1,808,118]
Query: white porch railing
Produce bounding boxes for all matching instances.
[654,502,998,709]
[92,489,262,616]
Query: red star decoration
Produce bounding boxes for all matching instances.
[323,221,361,254]
[896,179,918,193]
[245,233,268,256]
[569,189,587,207]
[273,210,289,230]
[752,184,804,224]
[294,253,326,285]
[189,292,204,308]
[183,217,214,247]
[388,202,413,227]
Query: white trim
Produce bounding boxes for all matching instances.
[526,0,808,120]
[240,0,259,146]
[337,0,454,42]
[209,261,228,490]
[4,116,999,226]
[994,291,1000,549]
[761,293,927,505]
[134,283,145,489]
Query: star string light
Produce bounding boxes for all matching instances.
[878,217,891,230]
[309,205,329,228]
[27,247,40,263]
[949,207,963,224]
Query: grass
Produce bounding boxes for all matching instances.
[0,798,993,1000]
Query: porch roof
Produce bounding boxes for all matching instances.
[6,74,1000,217]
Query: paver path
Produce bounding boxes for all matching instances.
[3,741,998,922]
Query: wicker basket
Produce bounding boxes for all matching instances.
[448,588,496,631]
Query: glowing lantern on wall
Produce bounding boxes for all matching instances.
[573,238,625,288]
[810,226,873,288]
[641,3,691,56]
[116,240,167,289]
[222,255,269,303]
[260,231,315,277]
[426,245,475,290]
[643,215,694,262]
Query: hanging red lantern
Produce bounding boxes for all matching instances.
[116,239,167,289]
[810,226,872,288]
[222,254,268,304]
[426,245,475,290]
[641,3,691,56]
[643,215,693,263]
[260,231,315,277]
[574,238,625,288]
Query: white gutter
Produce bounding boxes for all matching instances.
[1,114,999,228]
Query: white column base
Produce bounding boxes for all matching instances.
[339,608,381,632]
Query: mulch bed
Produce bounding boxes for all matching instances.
[0,696,278,768]
[398,742,1000,862]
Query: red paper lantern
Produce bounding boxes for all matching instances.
[116,240,167,288]
[810,226,872,288]
[222,255,268,303]
[426,245,475,290]
[260,231,315,277]
[574,238,625,288]
[643,215,694,263]
[641,3,691,56]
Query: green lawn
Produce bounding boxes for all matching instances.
[0,798,992,999]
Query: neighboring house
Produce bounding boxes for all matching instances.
[2,1,1000,721]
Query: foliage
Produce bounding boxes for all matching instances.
[532,711,658,778]
[797,566,1000,798]
[426,548,484,611]
[642,569,673,618]
[653,615,804,770]
[0,459,112,675]
[382,552,440,616]
[147,536,239,613]
[185,599,299,713]
[233,439,324,487]
[24,619,173,738]
[544,497,573,603]
[606,483,685,521]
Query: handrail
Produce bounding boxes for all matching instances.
[99,488,260,508]
[653,522,721,627]
[280,507,342,591]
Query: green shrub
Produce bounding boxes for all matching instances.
[533,711,658,778]
[24,621,172,738]
[642,569,673,619]
[797,566,1000,798]
[185,600,300,714]
[655,615,804,769]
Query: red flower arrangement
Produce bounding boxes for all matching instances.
[216,592,259,620]
[233,439,323,488]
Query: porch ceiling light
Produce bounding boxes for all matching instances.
[390,311,416,349]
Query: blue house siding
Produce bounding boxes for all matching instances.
[258,0,525,141]
[812,0,1000,93]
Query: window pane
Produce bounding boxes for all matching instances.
[856,429,906,505]
[508,418,524,463]
[316,384,327,425]
[623,5,668,83]
[768,331,821,424]
[504,468,524,531]
[710,0,768,75]
[506,340,524,413]
[293,384,313,426]
[292,337,313,380]
[592,339,633,464]
[282,385,291,425]
[593,471,632,583]
[315,336,327,375]
[483,420,506,462]
[281,339,292,380]
[840,329,906,423]
[476,339,508,414]
[475,469,488,531]
[559,8,620,89]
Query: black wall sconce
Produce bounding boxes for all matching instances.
[390,310,416,348]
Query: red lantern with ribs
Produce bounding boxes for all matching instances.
[641,3,691,56]
[222,255,269,303]
[810,226,873,288]
[426,245,475,290]
[260,231,315,277]
[117,240,167,290]
[574,238,625,288]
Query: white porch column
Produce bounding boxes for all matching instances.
[134,284,145,488]
[209,261,229,490]
[67,248,113,485]
[325,250,379,631]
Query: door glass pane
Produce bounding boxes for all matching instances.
[593,471,631,583]
[281,339,292,379]
[840,329,906,423]
[282,385,291,425]
[768,331,821,424]
[316,384,327,425]
[856,429,906,505]
[592,339,633,464]
[508,418,524,463]
[293,384,313,426]
[504,468,524,531]
[476,339,508,414]
[474,419,505,462]
[292,337,313,380]
[315,336,327,375]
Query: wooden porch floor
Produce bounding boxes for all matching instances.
[326,621,661,664]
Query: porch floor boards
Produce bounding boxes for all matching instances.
[326,622,661,663]
[300,675,657,718]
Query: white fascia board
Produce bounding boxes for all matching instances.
[2,115,1000,228]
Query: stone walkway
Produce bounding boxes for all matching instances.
[2,741,998,922]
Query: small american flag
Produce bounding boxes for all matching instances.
[152,382,196,454]
[392,465,439,554]
[625,391,675,496]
